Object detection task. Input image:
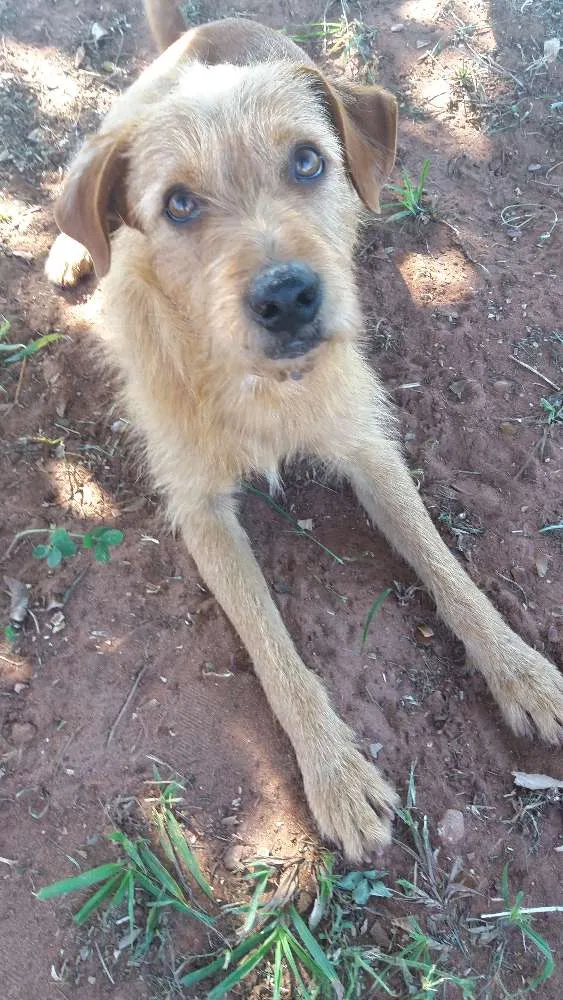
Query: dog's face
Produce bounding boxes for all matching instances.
[55,59,397,375]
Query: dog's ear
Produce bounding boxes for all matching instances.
[144,0,186,53]
[298,68,398,213]
[54,132,131,279]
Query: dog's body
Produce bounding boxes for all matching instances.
[46,1,562,861]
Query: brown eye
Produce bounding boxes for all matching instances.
[292,145,325,181]
[165,187,202,223]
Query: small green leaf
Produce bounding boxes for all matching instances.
[352,879,371,905]
[33,544,50,560]
[82,533,95,549]
[94,542,110,563]
[4,624,18,641]
[50,529,77,556]
[99,528,124,547]
[47,547,63,569]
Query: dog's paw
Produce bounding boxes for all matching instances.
[44,233,93,288]
[302,743,399,862]
[482,638,563,744]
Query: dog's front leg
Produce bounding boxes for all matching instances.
[178,491,398,861]
[338,432,562,743]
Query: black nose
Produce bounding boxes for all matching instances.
[248,263,322,335]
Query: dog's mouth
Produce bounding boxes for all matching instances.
[262,319,325,361]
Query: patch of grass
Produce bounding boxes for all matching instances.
[37,779,216,965]
[36,774,558,997]
[540,393,562,425]
[382,160,432,223]
[288,14,379,82]
[470,865,555,991]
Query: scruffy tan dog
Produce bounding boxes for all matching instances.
[46,0,562,861]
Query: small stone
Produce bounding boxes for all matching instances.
[10,721,37,745]
[390,23,405,32]
[492,379,512,394]
[223,845,244,871]
[91,22,108,43]
[499,421,516,434]
[437,808,465,846]
[547,624,558,644]
[535,555,548,578]
[74,44,87,69]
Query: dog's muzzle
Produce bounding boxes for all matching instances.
[247,262,324,359]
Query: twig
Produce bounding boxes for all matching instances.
[480,905,563,919]
[13,355,27,404]
[95,941,115,984]
[107,662,149,745]
[513,427,549,481]
[463,40,524,88]
[510,355,560,392]
[3,528,47,560]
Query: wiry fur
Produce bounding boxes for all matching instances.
[45,1,563,862]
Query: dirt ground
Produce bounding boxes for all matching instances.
[0,0,561,997]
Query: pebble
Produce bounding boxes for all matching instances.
[437,808,465,846]
[223,844,245,871]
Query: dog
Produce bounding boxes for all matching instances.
[45,0,562,861]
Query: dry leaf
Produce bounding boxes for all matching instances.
[297,518,313,531]
[91,22,109,43]
[535,555,548,578]
[74,43,87,69]
[4,576,29,624]
[512,770,563,791]
[544,38,560,64]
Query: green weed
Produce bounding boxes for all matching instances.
[360,588,392,650]
[540,393,562,425]
[0,329,64,365]
[7,524,124,568]
[382,160,432,223]
[37,780,215,965]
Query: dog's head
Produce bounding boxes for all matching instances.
[55,40,397,374]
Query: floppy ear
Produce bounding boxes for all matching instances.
[299,68,398,213]
[54,132,131,279]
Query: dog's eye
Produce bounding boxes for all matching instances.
[292,145,325,181]
[165,187,201,223]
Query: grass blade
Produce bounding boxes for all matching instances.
[108,831,148,874]
[179,927,273,987]
[273,937,283,1000]
[164,808,214,899]
[36,863,123,900]
[279,932,311,996]
[290,906,343,990]
[208,930,278,999]
[138,844,186,901]
[361,588,392,650]
[244,483,344,565]
[74,872,123,925]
